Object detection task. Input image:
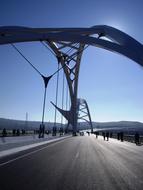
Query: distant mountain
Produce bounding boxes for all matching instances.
[0,118,63,130]
[77,121,143,131]
[0,118,143,131]
[93,121,143,128]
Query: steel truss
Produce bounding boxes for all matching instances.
[77,99,93,133]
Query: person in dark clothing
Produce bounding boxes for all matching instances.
[120,132,124,142]
[2,128,7,137]
[41,124,45,138]
[117,133,120,140]
[110,132,113,138]
[52,126,57,136]
[106,132,109,141]
[86,131,90,136]
[39,124,42,138]
[102,132,105,140]
[22,129,25,135]
[39,124,45,138]
[95,132,99,138]
[16,129,20,136]
[12,129,16,136]
[135,132,140,145]
[59,127,63,136]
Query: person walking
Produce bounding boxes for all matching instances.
[135,132,140,145]
[106,132,109,141]
[102,132,105,140]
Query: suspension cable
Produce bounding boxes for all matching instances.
[54,62,60,126]
[11,43,67,79]
[12,42,89,133]
[11,43,43,76]
[66,81,69,111]
[65,82,70,132]
[65,81,69,124]
[11,43,67,138]
[61,69,65,127]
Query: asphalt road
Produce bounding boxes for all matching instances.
[0,135,143,190]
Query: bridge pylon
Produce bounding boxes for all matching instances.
[49,42,86,135]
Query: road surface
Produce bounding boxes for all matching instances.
[0,135,143,190]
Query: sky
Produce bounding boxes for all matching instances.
[0,0,143,123]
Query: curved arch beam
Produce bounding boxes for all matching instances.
[77,98,93,132]
[0,25,143,66]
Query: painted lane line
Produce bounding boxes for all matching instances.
[0,136,70,158]
[75,152,79,159]
[0,137,70,167]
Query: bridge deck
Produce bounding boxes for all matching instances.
[0,135,143,190]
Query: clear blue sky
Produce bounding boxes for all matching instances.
[0,0,143,123]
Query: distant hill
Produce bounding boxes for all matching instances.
[93,121,143,129]
[0,118,143,131]
[0,118,63,130]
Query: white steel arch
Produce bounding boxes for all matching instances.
[0,25,143,65]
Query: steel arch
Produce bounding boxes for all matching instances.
[77,98,93,133]
[0,25,143,65]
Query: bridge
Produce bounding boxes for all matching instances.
[0,25,143,190]
[0,25,143,135]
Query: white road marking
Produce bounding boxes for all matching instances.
[0,136,70,167]
[75,152,79,159]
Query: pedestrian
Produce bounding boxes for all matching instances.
[102,132,105,140]
[16,129,20,136]
[106,132,109,141]
[117,132,120,140]
[39,124,42,138]
[2,128,7,137]
[12,129,16,136]
[95,132,99,139]
[110,132,113,138]
[120,132,124,142]
[135,132,140,145]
